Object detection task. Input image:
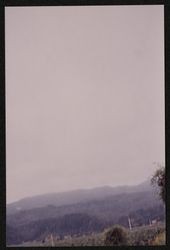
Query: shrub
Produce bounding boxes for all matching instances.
[151,165,165,203]
[104,225,129,246]
[150,232,166,245]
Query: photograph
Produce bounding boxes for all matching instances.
[5,5,165,246]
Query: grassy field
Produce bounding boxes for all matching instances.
[10,223,165,247]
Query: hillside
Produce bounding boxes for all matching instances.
[7,180,153,214]
[6,181,165,245]
[7,190,163,226]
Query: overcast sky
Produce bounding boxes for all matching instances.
[5,6,164,204]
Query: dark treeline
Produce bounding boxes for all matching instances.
[7,203,165,245]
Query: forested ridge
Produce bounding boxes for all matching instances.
[7,182,165,245]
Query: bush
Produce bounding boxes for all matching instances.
[104,225,129,246]
[150,232,166,245]
[151,165,165,203]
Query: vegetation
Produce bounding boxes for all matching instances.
[150,232,166,245]
[7,190,163,228]
[151,165,165,203]
[104,225,129,246]
[9,223,165,247]
[129,224,165,245]
[7,179,166,246]
[6,204,165,246]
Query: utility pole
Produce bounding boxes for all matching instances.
[128,217,132,230]
[50,234,54,247]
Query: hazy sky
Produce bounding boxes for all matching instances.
[5,6,165,203]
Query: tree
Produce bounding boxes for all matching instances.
[104,225,129,246]
[151,165,165,203]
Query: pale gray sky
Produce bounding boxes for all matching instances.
[5,6,165,203]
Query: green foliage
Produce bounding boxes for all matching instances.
[151,165,165,203]
[104,225,129,246]
[129,224,165,245]
[8,224,165,247]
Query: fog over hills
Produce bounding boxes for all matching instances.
[7,180,154,214]
[6,180,164,245]
[5,6,165,246]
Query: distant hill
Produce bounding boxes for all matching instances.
[7,180,165,245]
[7,189,163,227]
[7,180,153,214]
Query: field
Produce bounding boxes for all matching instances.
[10,223,165,247]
